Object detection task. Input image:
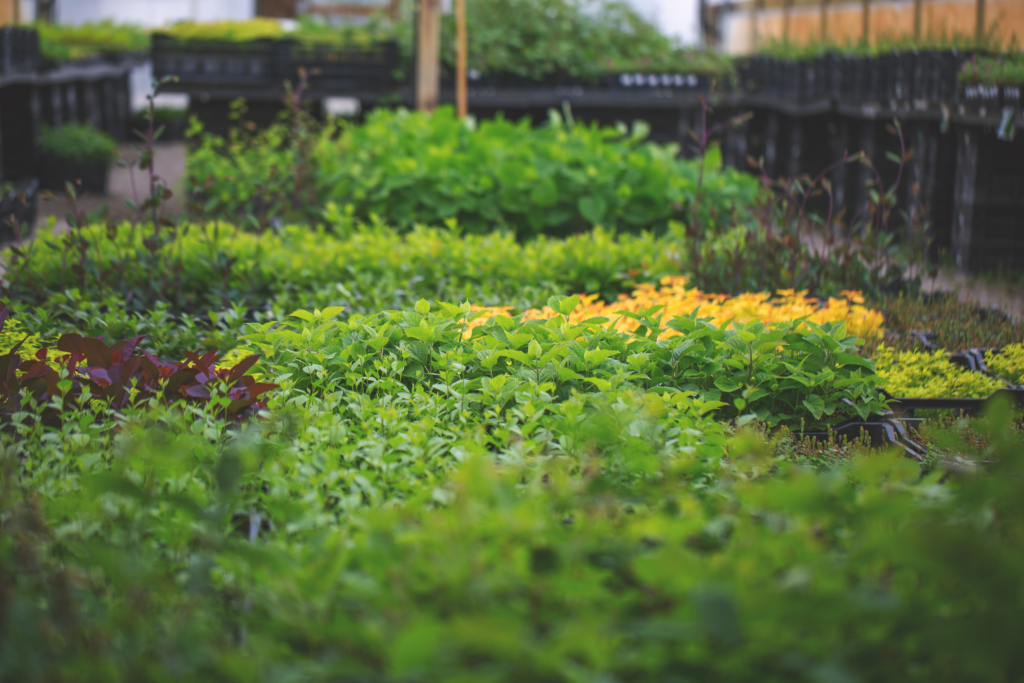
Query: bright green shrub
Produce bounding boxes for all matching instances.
[186,106,760,235]
[3,222,678,321]
[986,343,1024,385]
[874,346,1007,398]
[35,21,149,62]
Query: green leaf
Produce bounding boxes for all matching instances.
[320,306,345,320]
[289,310,315,322]
[802,395,825,421]
[558,295,581,316]
[404,327,435,344]
[578,195,608,224]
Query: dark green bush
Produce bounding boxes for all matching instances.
[40,123,118,166]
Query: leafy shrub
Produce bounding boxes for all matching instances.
[986,343,1024,385]
[40,123,118,166]
[428,0,734,81]
[239,297,886,428]
[186,106,759,235]
[873,346,1007,398]
[35,20,149,62]
[0,303,274,423]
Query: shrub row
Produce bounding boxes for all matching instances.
[186,107,759,236]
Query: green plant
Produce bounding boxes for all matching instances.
[871,293,1024,354]
[39,123,118,166]
[187,105,759,236]
[3,375,1024,680]
[35,21,150,62]
[959,53,1024,86]
[986,343,1024,385]
[873,345,1007,398]
[424,0,733,82]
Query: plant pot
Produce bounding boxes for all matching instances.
[40,155,108,195]
[958,82,1000,117]
[604,72,710,92]
[1002,83,1022,112]
[780,60,801,102]
[867,55,888,103]
[930,50,962,105]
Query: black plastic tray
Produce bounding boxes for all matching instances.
[278,38,399,90]
[151,34,279,87]
[796,416,927,460]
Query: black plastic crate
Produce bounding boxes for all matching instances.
[151,33,279,87]
[888,51,915,105]
[278,39,398,91]
[839,56,867,105]
[737,57,766,95]
[929,50,963,105]
[0,27,40,76]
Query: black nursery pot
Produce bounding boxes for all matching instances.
[40,155,109,195]
[1002,83,1022,111]
[958,82,1000,116]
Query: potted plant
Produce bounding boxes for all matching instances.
[39,123,118,194]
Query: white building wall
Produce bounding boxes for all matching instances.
[53,0,256,28]
[628,0,702,46]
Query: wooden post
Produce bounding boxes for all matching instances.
[976,0,986,44]
[783,0,792,44]
[861,0,870,44]
[455,0,468,118]
[913,0,922,40]
[820,0,829,42]
[416,0,442,112]
[751,0,762,52]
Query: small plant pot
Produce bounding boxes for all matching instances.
[930,50,962,105]
[958,82,1000,117]
[780,60,801,101]
[40,155,109,195]
[1002,83,1022,112]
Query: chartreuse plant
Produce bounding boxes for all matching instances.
[873,346,1007,398]
[35,21,150,62]
[3,222,674,320]
[987,343,1024,385]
